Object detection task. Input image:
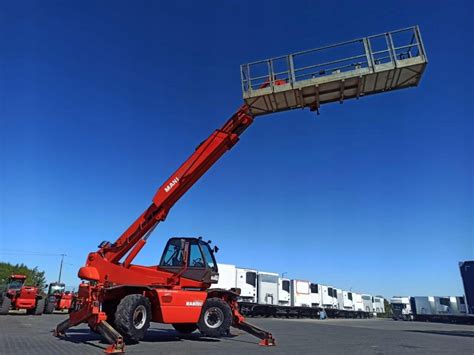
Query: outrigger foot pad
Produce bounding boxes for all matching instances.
[95,321,125,354]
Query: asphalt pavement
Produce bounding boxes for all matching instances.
[0,312,473,354]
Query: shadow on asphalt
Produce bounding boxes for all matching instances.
[53,329,105,351]
[53,328,226,352]
[143,329,222,343]
[405,330,474,338]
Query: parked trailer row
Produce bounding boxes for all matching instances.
[391,296,474,324]
[389,261,474,325]
[212,264,383,318]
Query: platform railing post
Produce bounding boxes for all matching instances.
[246,64,252,92]
[388,32,397,64]
[267,59,274,90]
[414,25,427,62]
[362,38,374,72]
[288,54,296,86]
[386,32,396,66]
[240,64,246,95]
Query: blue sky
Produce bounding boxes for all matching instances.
[0,1,472,298]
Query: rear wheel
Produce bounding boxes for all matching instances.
[172,323,198,334]
[114,294,151,342]
[0,297,11,315]
[197,297,232,338]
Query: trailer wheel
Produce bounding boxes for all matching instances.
[0,297,11,315]
[114,294,151,342]
[197,297,232,338]
[172,323,198,334]
[44,300,56,314]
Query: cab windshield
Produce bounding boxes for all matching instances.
[8,279,24,290]
[49,284,65,294]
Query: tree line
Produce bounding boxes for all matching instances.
[0,262,46,288]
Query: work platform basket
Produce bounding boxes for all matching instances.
[241,26,427,116]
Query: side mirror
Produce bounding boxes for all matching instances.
[213,246,219,253]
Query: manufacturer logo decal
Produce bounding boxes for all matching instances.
[186,301,203,307]
[164,177,179,193]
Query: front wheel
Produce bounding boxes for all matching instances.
[114,294,151,342]
[197,297,232,338]
[44,300,56,314]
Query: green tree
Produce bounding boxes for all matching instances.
[0,262,46,289]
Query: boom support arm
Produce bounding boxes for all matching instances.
[99,106,254,264]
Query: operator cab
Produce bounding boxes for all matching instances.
[159,237,219,284]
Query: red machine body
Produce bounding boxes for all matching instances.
[55,103,277,353]
[0,274,44,315]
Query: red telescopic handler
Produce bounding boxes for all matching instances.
[54,26,427,353]
[0,275,44,315]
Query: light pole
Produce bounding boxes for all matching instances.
[281,272,288,279]
[58,254,66,283]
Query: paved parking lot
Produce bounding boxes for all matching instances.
[0,313,473,354]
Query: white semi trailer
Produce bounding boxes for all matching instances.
[210,264,257,302]
[343,291,354,310]
[336,289,344,309]
[372,296,385,313]
[257,271,279,305]
[362,294,374,312]
[291,280,312,307]
[353,293,364,311]
[236,267,258,303]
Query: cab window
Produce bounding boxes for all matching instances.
[189,242,205,267]
[160,239,184,267]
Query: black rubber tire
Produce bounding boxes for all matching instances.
[0,297,11,315]
[31,298,44,315]
[172,323,198,334]
[114,294,151,342]
[197,297,232,338]
[44,300,56,314]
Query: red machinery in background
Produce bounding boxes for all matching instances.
[55,103,276,353]
[0,274,44,315]
[44,282,74,313]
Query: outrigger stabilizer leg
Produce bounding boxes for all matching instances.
[231,303,276,346]
[54,303,125,354]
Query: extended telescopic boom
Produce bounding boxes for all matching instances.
[99,105,254,265]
